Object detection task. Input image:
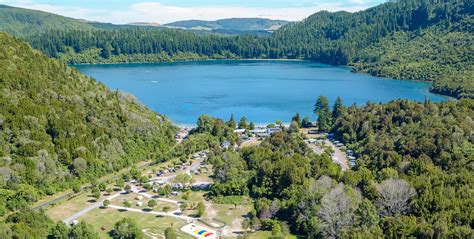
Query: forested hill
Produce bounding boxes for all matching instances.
[0,33,176,212]
[272,0,473,98]
[0,5,94,36]
[164,18,289,31]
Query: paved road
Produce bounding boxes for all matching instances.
[325,139,349,171]
[63,191,123,224]
[305,140,349,171]
[60,152,206,224]
[37,161,151,210]
[34,194,71,209]
[131,186,180,205]
[107,205,193,221]
[148,155,205,184]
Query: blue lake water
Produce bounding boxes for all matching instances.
[75,60,449,125]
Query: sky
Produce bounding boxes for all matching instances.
[0,0,386,24]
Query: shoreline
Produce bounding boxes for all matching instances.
[173,122,292,129]
[70,58,305,66]
[71,58,455,100]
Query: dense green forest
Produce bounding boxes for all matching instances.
[205,97,473,238]
[0,32,177,216]
[0,5,94,36]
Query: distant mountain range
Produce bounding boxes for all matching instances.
[0,5,288,36]
[163,18,290,32]
[127,22,161,27]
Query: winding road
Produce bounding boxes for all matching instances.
[63,185,194,224]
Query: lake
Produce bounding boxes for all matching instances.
[75,60,449,125]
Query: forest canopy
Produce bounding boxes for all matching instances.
[0,32,177,215]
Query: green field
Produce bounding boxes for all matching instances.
[77,208,192,238]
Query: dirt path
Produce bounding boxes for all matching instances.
[220,217,244,237]
[142,229,164,239]
[204,201,217,219]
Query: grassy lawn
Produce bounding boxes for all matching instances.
[46,192,94,221]
[169,191,207,203]
[211,203,253,225]
[76,207,192,238]
[109,192,179,212]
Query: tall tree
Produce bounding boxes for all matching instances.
[376,179,416,217]
[227,114,236,129]
[318,184,361,238]
[238,116,248,129]
[113,217,144,239]
[314,96,332,132]
[291,113,301,126]
[332,96,344,120]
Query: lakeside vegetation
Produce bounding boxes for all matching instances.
[202,97,473,238]
[2,0,469,98]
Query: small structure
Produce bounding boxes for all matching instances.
[181,224,217,239]
[71,220,79,226]
[136,201,143,207]
[221,141,231,150]
[191,183,212,191]
[136,196,143,200]
[172,183,184,190]
[250,129,268,137]
[233,129,246,134]
[267,127,282,135]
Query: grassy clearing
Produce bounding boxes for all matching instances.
[77,207,192,238]
[212,195,251,205]
[169,191,207,203]
[211,204,253,225]
[109,192,178,211]
[46,192,93,221]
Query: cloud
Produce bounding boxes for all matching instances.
[3,1,375,24]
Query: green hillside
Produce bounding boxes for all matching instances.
[165,18,289,31]
[0,32,176,212]
[0,5,94,36]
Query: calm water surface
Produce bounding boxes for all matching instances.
[75,60,448,125]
